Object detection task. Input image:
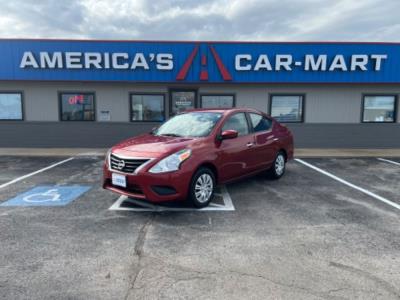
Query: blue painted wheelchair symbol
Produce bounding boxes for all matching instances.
[1,185,91,206]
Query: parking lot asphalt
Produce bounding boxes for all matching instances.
[0,156,399,299]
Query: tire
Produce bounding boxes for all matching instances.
[268,151,286,179]
[188,167,216,208]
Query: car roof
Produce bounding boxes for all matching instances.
[185,107,266,115]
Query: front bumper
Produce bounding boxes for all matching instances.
[103,165,192,203]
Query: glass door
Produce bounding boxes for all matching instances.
[170,90,197,116]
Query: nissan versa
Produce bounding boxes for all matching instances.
[103,108,294,207]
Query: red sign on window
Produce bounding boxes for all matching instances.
[68,95,85,105]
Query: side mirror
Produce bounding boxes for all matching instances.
[151,126,158,134]
[220,129,238,140]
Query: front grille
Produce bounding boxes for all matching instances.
[110,154,150,174]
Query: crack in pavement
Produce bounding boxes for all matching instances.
[329,261,400,298]
[129,255,356,299]
[157,276,210,299]
[123,214,155,300]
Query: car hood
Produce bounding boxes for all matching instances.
[112,134,196,158]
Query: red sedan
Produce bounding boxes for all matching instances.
[103,108,294,207]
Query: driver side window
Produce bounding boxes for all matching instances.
[221,113,249,136]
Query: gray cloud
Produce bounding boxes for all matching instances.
[0,0,87,38]
[0,0,399,41]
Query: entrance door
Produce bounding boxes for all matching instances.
[170,90,197,116]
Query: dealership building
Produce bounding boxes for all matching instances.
[0,39,399,148]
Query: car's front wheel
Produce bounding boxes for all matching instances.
[189,167,216,208]
[268,151,286,179]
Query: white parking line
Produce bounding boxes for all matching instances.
[295,158,400,211]
[378,158,400,167]
[109,185,235,212]
[0,157,74,190]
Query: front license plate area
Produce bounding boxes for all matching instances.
[112,173,127,188]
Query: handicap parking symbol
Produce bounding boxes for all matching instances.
[1,185,91,206]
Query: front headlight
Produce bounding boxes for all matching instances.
[149,149,191,174]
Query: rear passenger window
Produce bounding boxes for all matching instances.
[249,113,272,132]
[222,113,249,136]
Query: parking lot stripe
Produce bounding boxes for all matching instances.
[295,159,400,211]
[109,185,235,212]
[377,158,400,167]
[0,157,74,190]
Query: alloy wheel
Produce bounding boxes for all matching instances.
[275,154,285,176]
[194,174,214,203]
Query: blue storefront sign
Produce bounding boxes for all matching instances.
[0,39,399,83]
[1,185,91,206]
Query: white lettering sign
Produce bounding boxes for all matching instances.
[234,54,388,72]
[19,51,388,73]
[350,55,368,71]
[40,52,63,68]
[65,52,83,69]
[254,55,272,71]
[235,54,252,71]
[371,54,387,71]
[20,51,39,68]
[19,51,174,71]
[275,55,292,71]
[304,55,327,71]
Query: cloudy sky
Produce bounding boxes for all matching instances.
[0,0,399,41]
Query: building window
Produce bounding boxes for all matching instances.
[170,90,196,116]
[60,93,95,121]
[131,94,165,122]
[270,95,304,123]
[0,93,23,120]
[249,113,272,132]
[362,95,397,123]
[201,95,235,108]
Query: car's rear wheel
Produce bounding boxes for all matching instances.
[189,167,216,208]
[268,151,286,179]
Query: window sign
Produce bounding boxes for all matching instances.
[171,91,196,115]
[99,110,111,121]
[60,93,95,121]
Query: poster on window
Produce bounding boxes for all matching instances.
[171,91,195,115]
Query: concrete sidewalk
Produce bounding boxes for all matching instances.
[0,148,399,157]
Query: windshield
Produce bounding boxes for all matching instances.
[154,112,222,138]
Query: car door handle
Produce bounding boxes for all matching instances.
[246,142,254,148]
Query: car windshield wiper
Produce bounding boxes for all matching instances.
[160,133,183,137]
